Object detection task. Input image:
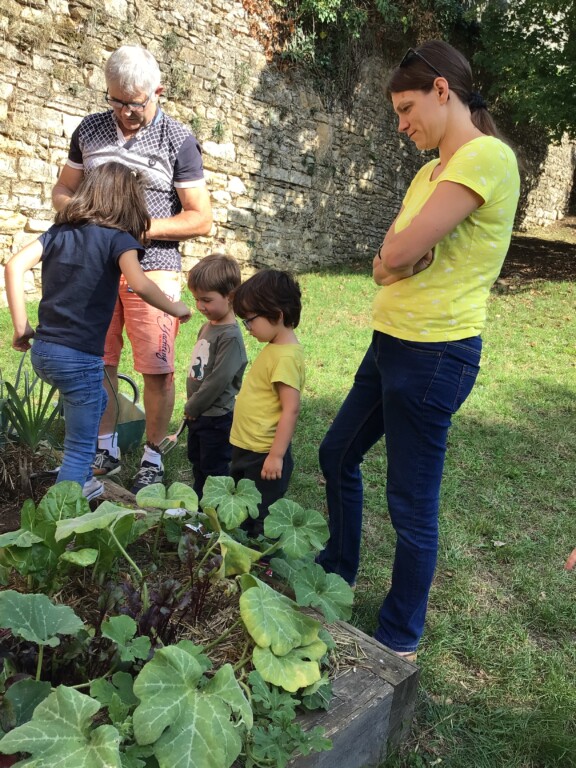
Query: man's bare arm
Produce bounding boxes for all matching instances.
[148,186,213,240]
[52,165,84,211]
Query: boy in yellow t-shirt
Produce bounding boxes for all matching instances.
[230,269,305,538]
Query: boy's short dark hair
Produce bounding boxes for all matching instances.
[233,269,302,328]
[188,253,241,296]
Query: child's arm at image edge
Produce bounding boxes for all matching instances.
[119,250,191,321]
[5,239,43,351]
[565,548,576,571]
[261,383,300,481]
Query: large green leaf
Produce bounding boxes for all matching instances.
[216,531,261,577]
[132,644,251,768]
[0,485,89,589]
[291,561,353,622]
[101,616,151,663]
[252,639,327,692]
[135,482,198,512]
[0,542,57,582]
[264,500,328,557]
[26,482,89,548]
[0,529,43,548]
[90,672,139,710]
[239,577,322,656]
[121,744,156,768]
[0,678,51,730]
[55,503,138,541]
[0,686,122,767]
[60,548,99,567]
[75,513,139,578]
[0,591,84,647]
[200,477,261,529]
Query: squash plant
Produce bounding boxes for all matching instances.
[0,476,353,767]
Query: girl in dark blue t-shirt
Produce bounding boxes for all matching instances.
[6,162,190,500]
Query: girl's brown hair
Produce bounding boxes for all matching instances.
[55,161,150,242]
[386,40,501,139]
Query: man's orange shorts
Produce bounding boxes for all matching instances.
[104,271,182,375]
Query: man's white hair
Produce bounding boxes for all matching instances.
[105,45,161,95]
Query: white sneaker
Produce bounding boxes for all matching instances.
[83,477,104,501]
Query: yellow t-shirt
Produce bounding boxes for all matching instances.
[372,136,520,341]
[230,343,305,453]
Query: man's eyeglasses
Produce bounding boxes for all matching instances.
[105,91,152,112]
[399,48,444,79]
[242,315,260,329]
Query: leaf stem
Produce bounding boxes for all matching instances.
[35,644,44,681]
[152,509,166,561]
[233,639,252,672]
[108,528,149,610]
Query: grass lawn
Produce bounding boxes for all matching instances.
[1,246,575,766]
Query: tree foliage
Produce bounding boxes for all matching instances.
[264,0,576,137]
[474,0,576,141]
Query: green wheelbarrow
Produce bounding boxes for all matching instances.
[114,374,146,455]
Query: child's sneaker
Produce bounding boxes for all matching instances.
[130,461,164,494]
[83,477,104,501]
[92,449,121,477]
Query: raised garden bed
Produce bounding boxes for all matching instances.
[0,477,418,768]
[291,624,418,768]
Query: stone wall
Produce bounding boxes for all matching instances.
[0,0,574,307]
[0,0,425,305]
[518,135,576,229]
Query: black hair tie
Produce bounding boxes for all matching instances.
[468,91,487,112]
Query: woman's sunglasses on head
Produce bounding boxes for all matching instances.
[399,48,444,79]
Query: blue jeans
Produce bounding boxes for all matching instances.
[187,411,234,498]
[31,339,107,486]
[317,331,481,653]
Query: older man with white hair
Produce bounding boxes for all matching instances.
[52,45,213,493]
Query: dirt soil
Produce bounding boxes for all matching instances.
[0,222,574,535]
[500,217,576,282]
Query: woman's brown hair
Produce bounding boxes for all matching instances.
[386,40,501,139]
[55,161,150,242]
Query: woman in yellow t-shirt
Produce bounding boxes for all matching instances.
[317,40,520,660]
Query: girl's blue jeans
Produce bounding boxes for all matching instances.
[317,331,481,653]
[31,339,107,487]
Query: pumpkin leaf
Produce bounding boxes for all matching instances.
[264,500,328,557]
[0,590,84,647]
[239,577,322,656]
[0,678,51,730]
[101,616,151,663]
[291,562,354,622]
[135,482,198,512]
[216,531,261,577]
[90,672,139,709]
[0,685,122,767]
[252,640,327,692]
[200,477,261,529]
[132,644,251,768]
